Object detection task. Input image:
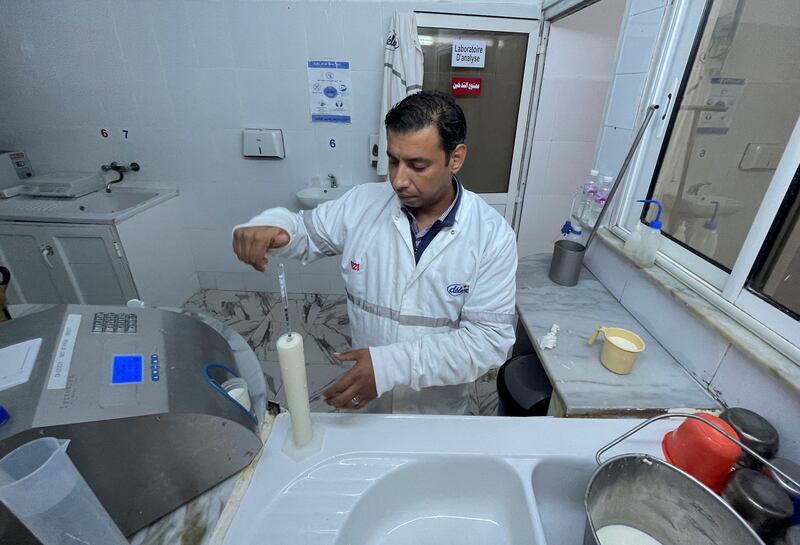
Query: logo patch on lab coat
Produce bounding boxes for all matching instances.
[351,261,361,272]
[447,283,469,296]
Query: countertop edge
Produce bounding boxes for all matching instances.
[208,412,276,545]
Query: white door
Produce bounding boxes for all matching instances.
[416,13,540,224]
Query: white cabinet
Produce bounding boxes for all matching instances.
[0,222,137,305]
[0,189,198,308]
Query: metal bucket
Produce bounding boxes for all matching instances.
[584,453,764,545]
[549,240,586,286]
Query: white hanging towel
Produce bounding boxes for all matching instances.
[377,12,424,177]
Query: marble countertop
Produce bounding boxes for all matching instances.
[516,254,721,417]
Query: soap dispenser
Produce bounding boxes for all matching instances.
[689,200,720,256]
[633,199,663,268]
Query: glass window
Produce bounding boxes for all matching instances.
[417,27,529,194]
[642,0,800,272]
[748,166,800,318]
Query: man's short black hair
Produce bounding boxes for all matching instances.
[385,90,467,162]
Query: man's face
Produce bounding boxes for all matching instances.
[387,125,466,210]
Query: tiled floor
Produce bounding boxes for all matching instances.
[183,289,500,415]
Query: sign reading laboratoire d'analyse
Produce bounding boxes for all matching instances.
[451,40,486,68]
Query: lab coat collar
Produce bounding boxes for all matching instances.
[390,175,465,224]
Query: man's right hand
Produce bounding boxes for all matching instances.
[232,226,290,272]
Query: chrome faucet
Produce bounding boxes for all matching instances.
[687,182,712,195]
[327,173,338,189]
[101,161,140,192]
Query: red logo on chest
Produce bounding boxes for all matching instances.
[350,261,361,272]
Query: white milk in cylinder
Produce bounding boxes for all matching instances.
[596,525,666,545]
[276,332,313,447]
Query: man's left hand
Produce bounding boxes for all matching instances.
[322,349,378,410]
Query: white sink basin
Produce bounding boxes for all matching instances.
[223,414,673,545]
[296,186,351,208]
[59,190,159,214]
[662,193,743,219]
[0,187,174,224]
[336,456,535,545]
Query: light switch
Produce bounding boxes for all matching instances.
[243,129,285,158]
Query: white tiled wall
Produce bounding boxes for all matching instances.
[616,6,664,74]
[593,0,666,179]
[595,126,633,175]
[604,73,648,130]
[517,0,626,257]
[0,0,538,297]
[629,0,665,15]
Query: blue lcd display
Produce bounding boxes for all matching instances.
[112,354,143,384]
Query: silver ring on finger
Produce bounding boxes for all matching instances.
[351,395,359,407]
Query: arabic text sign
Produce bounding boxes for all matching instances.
[451,77,482,96]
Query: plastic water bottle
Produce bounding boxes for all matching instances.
[599,174,614,193]
[580,190,599,227]
[577,170,599,222]
[566,223,583,243]
[585,195,607,228]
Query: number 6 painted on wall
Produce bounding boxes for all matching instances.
[329,139,336,149]
[100,128,109,138]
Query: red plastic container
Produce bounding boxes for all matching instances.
[662,412,741,493]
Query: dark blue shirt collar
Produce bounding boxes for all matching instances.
[401,176,462,237]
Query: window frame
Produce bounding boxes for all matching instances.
[608,0,800,362]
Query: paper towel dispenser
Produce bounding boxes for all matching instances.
[242,128,285,158]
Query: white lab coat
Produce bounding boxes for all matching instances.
[234,182,517,414]
[377,12,424,177]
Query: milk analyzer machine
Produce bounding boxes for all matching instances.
[0,305,264,543]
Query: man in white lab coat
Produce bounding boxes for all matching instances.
[232,91,517,414]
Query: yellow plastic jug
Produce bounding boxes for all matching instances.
[588,326,645,375]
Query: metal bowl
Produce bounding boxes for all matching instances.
[584,454,764,545]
